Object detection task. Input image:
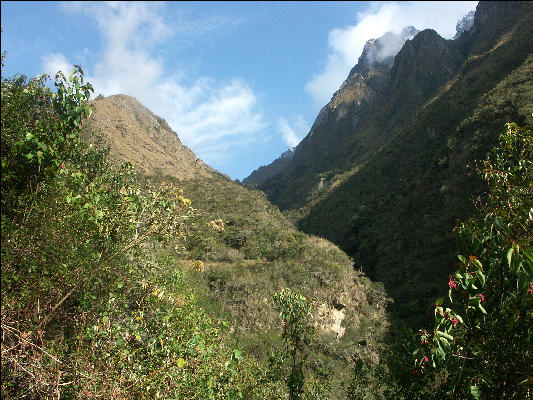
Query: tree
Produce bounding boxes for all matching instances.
[273,288,315,400]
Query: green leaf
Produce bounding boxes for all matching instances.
[470,384,480,399]
[177,357,186,368]
[436,297,444,306]
[472,258,482,270]
[436,330,454,341]
[475,270,486,286]
[437,342,446,359]
[26,152,34,160]
[507,247,514,269]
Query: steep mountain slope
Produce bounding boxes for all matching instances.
[244,27,419,195]
[85,94,219,180]
[83,94,390,398]
[246,1,533,326]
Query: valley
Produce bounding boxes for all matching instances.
[2,1,532,399]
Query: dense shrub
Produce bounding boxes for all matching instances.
[1,65,283,399]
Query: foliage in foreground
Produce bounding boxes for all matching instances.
[1,66,284,398]
[412,122,532,399]
[350,122,532,400]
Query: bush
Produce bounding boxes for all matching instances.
[1,64,283,399]
[398,122,532,399]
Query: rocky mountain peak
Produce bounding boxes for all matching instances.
[388,28,464,109]
[454,10,475,39]
[349,26,420,77]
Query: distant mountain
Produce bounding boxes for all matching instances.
[242,148,294,185]
[245,1,533,326]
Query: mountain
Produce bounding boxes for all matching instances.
[244,27,419,190]
[84,94,390,398]
[453,10,475,39]
[245,1,533,326]
[84,94,222,180]
[350,26,419,75]
[242,148,294,185]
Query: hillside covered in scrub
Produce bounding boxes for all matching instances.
[2,2,532,399]
[1,66,389,399]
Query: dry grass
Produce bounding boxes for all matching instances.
[84,95,217,180]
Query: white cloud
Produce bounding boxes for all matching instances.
[156,78,265,150]
[306,1,478,107]
[278,115,309,148]
[42,53,73,78]
[47,1,265,168]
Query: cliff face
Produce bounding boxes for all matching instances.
[246,1,533,326]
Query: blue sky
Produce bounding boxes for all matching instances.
[1,1,477,180]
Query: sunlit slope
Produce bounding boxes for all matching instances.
[85,94,218,180]
[84,94,391,398]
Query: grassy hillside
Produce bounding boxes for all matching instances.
[1,68,288,399]
[82,95,391,398]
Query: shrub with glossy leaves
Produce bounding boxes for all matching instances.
[408,122,533,399]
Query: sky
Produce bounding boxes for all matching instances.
[1,1,477,180]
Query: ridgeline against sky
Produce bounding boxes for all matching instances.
[1,1,477,180]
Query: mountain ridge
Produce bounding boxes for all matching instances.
[84,94,231,181]
[244,1,533,325]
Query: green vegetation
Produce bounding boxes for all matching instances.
[272,289,315,399]
[149,173,390,399]
[1,64,284,399]
[409,122,533,399]
[346,122,533,399]
[1,62,389,399]
[3,6,531,395]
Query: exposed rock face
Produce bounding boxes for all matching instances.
[387,29,464,112]
[350,26,420,75]
[84,94,219,180]
[244,1,533,326]
[454,10,475,39]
